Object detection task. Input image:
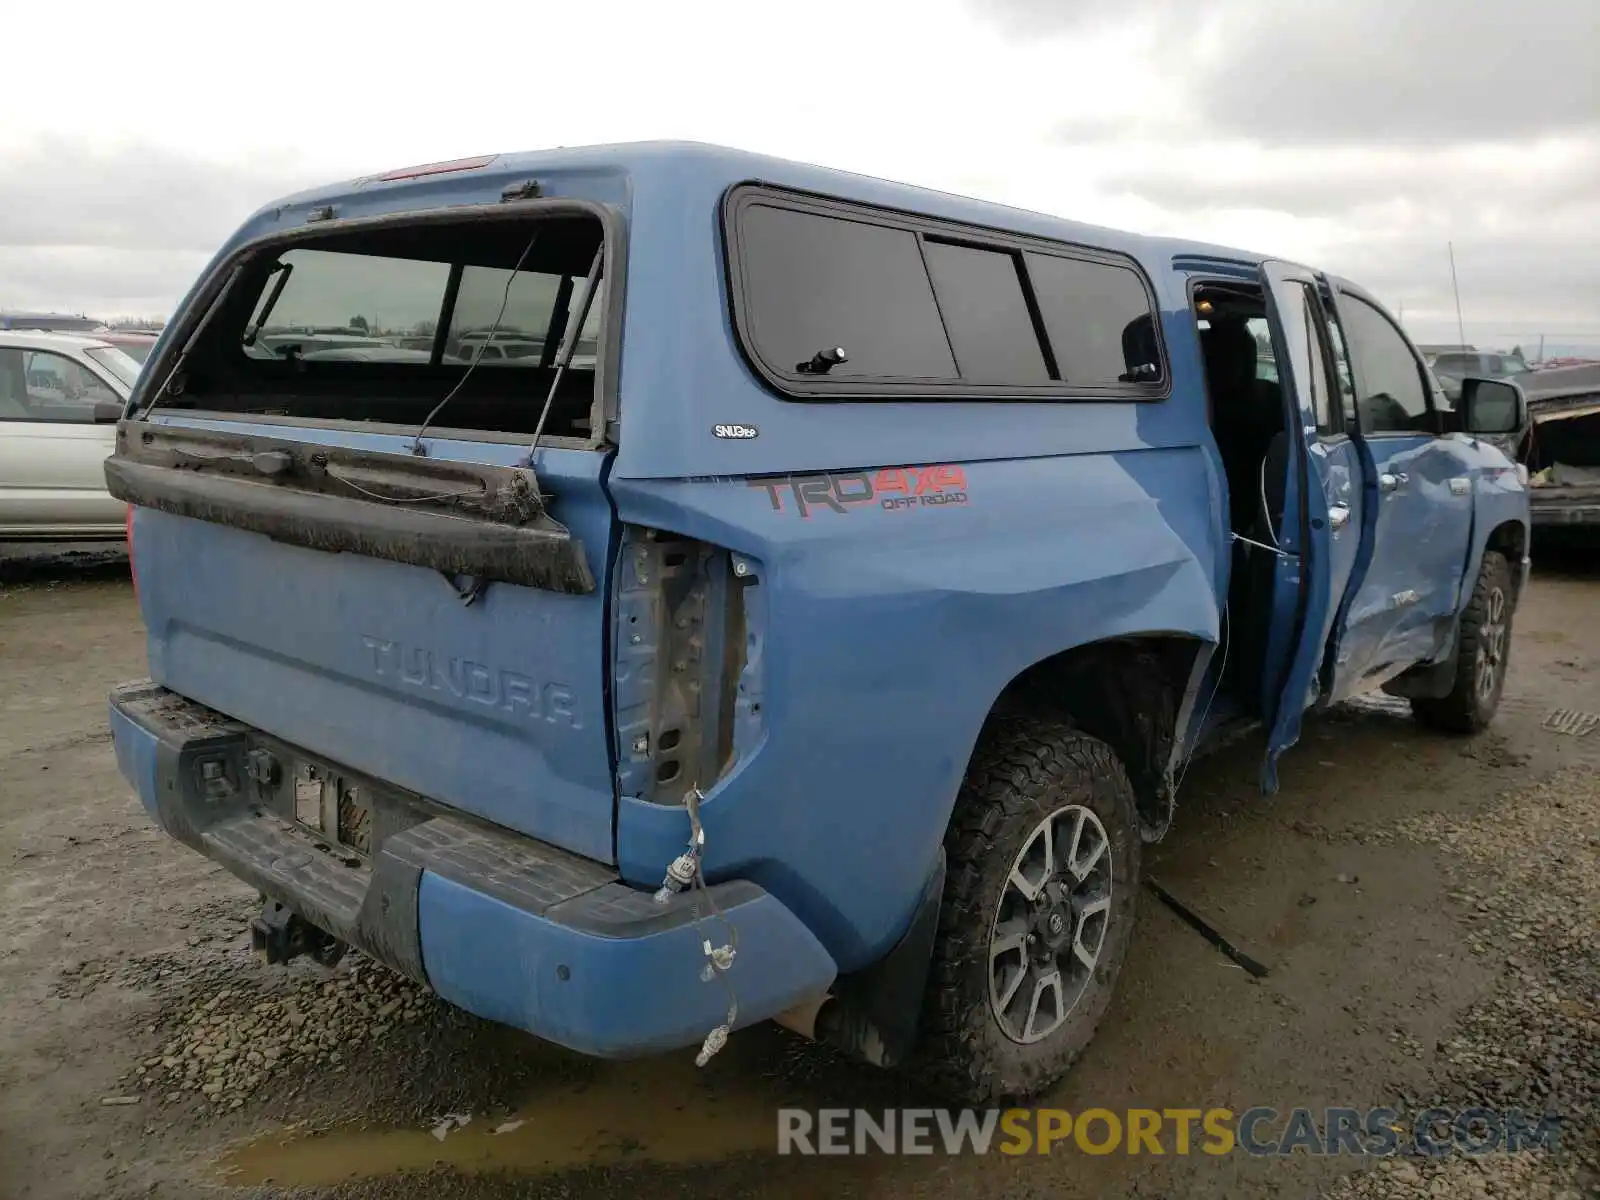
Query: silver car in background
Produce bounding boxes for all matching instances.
[0,331,140,540]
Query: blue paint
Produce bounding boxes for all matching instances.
[1255,261,1336,791]
[417,871,836,1058]
[113,141,1530,1065]
[610,450,1221,969]
[1333,432,1474,688]
[110,700,161,819]
[1461,463,1533,597]
[131,440,618,864]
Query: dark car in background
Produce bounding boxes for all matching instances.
[1521,365,1600,538]
[0,312,103,333]
[1427,350,1532,403]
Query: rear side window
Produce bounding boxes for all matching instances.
[1025,253,1159,386]
[725,188,1165,400]
[739,205,956,380]
[922,241,1050,384]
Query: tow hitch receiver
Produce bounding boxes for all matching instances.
[250,898,347,968]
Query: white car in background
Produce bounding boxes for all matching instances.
[0,330,141,540]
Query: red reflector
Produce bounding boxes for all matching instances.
[377,154,497,182]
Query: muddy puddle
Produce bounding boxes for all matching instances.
[217,1049,798,1187]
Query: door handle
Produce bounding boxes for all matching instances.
[1379,472,1408,493]
[1328,503,1351,531]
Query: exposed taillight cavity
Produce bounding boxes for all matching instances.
[126,505,138,600]
[611,528,765,805]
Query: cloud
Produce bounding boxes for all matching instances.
[975,0,1600,147]
[962,0,1600,344]
[0,141,315,254]
[0,245,214,318]
[1190,0,1599,146]
[1111,144,1600,337]
[0,0,1593,347]
[1327,223,1600,331]
[0,141,320,317]
[1094,139,1600,219]
[968,0,1197,38]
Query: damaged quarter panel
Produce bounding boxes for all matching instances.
[608,449,1222,970]
[600,153,1230,971]
[1462,451,1534,596]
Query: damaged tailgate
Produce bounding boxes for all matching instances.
[108,422,594,592]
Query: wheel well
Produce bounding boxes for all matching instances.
[988,635,1208,842]
[1485,520,1527,602]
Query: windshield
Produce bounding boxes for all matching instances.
[85,345,143,390]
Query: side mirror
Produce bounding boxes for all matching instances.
[92,400,124,423]
[1458,377,1526,436]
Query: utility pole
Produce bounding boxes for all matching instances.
[1448,242,1467,348]
[1538,333,1546,362]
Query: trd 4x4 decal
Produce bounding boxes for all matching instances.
[750,466,969,518]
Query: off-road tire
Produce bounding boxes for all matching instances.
[1412,550,1515,734]
[908,718,1141,1104]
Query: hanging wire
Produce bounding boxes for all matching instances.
[409,229,541,455]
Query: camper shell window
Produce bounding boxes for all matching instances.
[157,208,611,443]
[723,185,1168,401]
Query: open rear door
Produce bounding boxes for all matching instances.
[1257,262,1337,792]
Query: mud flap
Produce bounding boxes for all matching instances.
[815,850,945,1068]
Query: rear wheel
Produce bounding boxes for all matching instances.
[909,718,1140,1103]
[1412,550,1514,734]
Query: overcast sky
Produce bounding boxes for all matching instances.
[3,0,1596,351]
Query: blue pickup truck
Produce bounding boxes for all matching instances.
[107,142,1531,1103]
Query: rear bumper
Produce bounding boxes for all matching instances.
[108,680,836,1058]
[1530,488,1600,527]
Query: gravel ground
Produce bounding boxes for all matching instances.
[1333,1154,1587,1200]
[108,955,431,1112]
[1321,766,1599,1200]
[2,557,1598,1200]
